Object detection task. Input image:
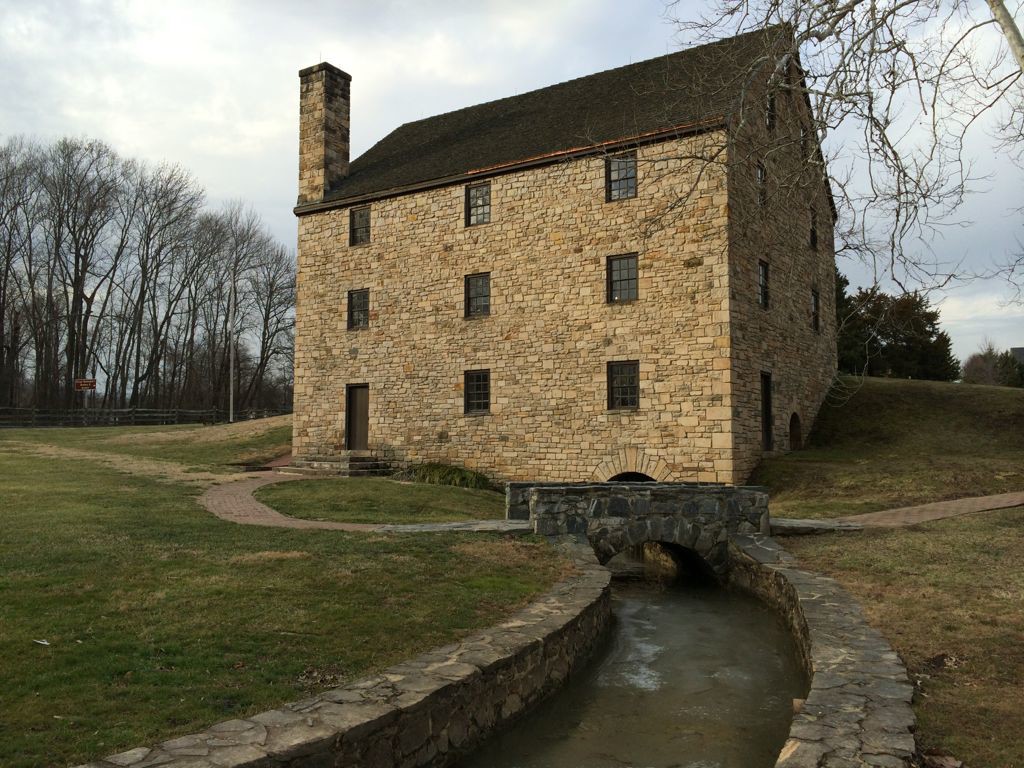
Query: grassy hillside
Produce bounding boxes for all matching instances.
[752,377,1024,518]
[1,415,293,476]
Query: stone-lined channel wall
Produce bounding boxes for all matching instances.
[731,535,917,768]
[516,480,916,766]
[75,486,916,768]
[75,543,611,768]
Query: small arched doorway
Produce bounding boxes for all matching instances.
[608,471,656,482]
[789,413,803,451]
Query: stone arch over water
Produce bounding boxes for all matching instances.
[588,515,732,577]
[633,541,722,585]
[592,448,674,482]
[528,483,769,580]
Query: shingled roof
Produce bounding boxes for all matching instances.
[323,26,789,205]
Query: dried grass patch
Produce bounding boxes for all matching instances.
[787,507,1024,766]
[10,441,245,487]
[453,538,578,578]
[229,550,313,565]
[105,414,292,446]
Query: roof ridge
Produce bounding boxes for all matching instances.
[309,25,794,209]
[392,25,789,132]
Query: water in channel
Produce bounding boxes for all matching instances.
[460,559,806,768]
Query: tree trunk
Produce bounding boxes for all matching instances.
[986,0,1024,72]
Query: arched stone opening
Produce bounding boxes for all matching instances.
[608,471,656,482]
[588,517,731,578]
[641,541,721,586]
[592,448,674,482]
[789,412,803,451]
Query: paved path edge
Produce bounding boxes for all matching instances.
[198,471,530,533]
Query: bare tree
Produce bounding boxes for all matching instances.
[241,243,296,410]
[0,138,38,406]
[671,0,1024,290]
[0,135,296,413]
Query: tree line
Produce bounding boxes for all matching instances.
[836,271,1024,388]
[0,136,295,412]
[962,343,1024,388]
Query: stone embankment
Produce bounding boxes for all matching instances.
[75,543,611,768]
[732,535,917,768]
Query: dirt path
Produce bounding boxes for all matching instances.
[6,441,248,487]
[202,470,1024,537]
[103,414,291,446]
[835,491,1024,527]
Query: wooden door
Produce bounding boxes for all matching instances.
[346,384,369,450]
[760,372,773,451]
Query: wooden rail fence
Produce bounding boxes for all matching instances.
[0,408,289,428]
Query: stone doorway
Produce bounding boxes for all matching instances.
[345,384,369,450]
[789,413,802,450]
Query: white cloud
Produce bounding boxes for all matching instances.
[938,292,1024,324]
[1,0,1021,361]
[936,286,1024,358]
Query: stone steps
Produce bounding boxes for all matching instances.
[285,453,392,477]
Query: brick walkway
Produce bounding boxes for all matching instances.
[198,471,530,533]
[203,471,1024,535]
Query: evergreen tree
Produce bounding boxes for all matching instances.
[835,272,960,381]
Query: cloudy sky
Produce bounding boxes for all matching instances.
[1,0,1021,359]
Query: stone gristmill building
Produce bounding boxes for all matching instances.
[292,26,838,485]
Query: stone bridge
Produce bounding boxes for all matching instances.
[513,483,770,577]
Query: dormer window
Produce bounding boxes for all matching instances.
[466,182,491,226]
[606,152,637,201]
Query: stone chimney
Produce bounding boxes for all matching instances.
[297,62,351,205]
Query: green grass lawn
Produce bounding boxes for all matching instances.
[255,477,506,524]
[786,507,1024,768]
[0,422,566,768]
[753,377,1024,518]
